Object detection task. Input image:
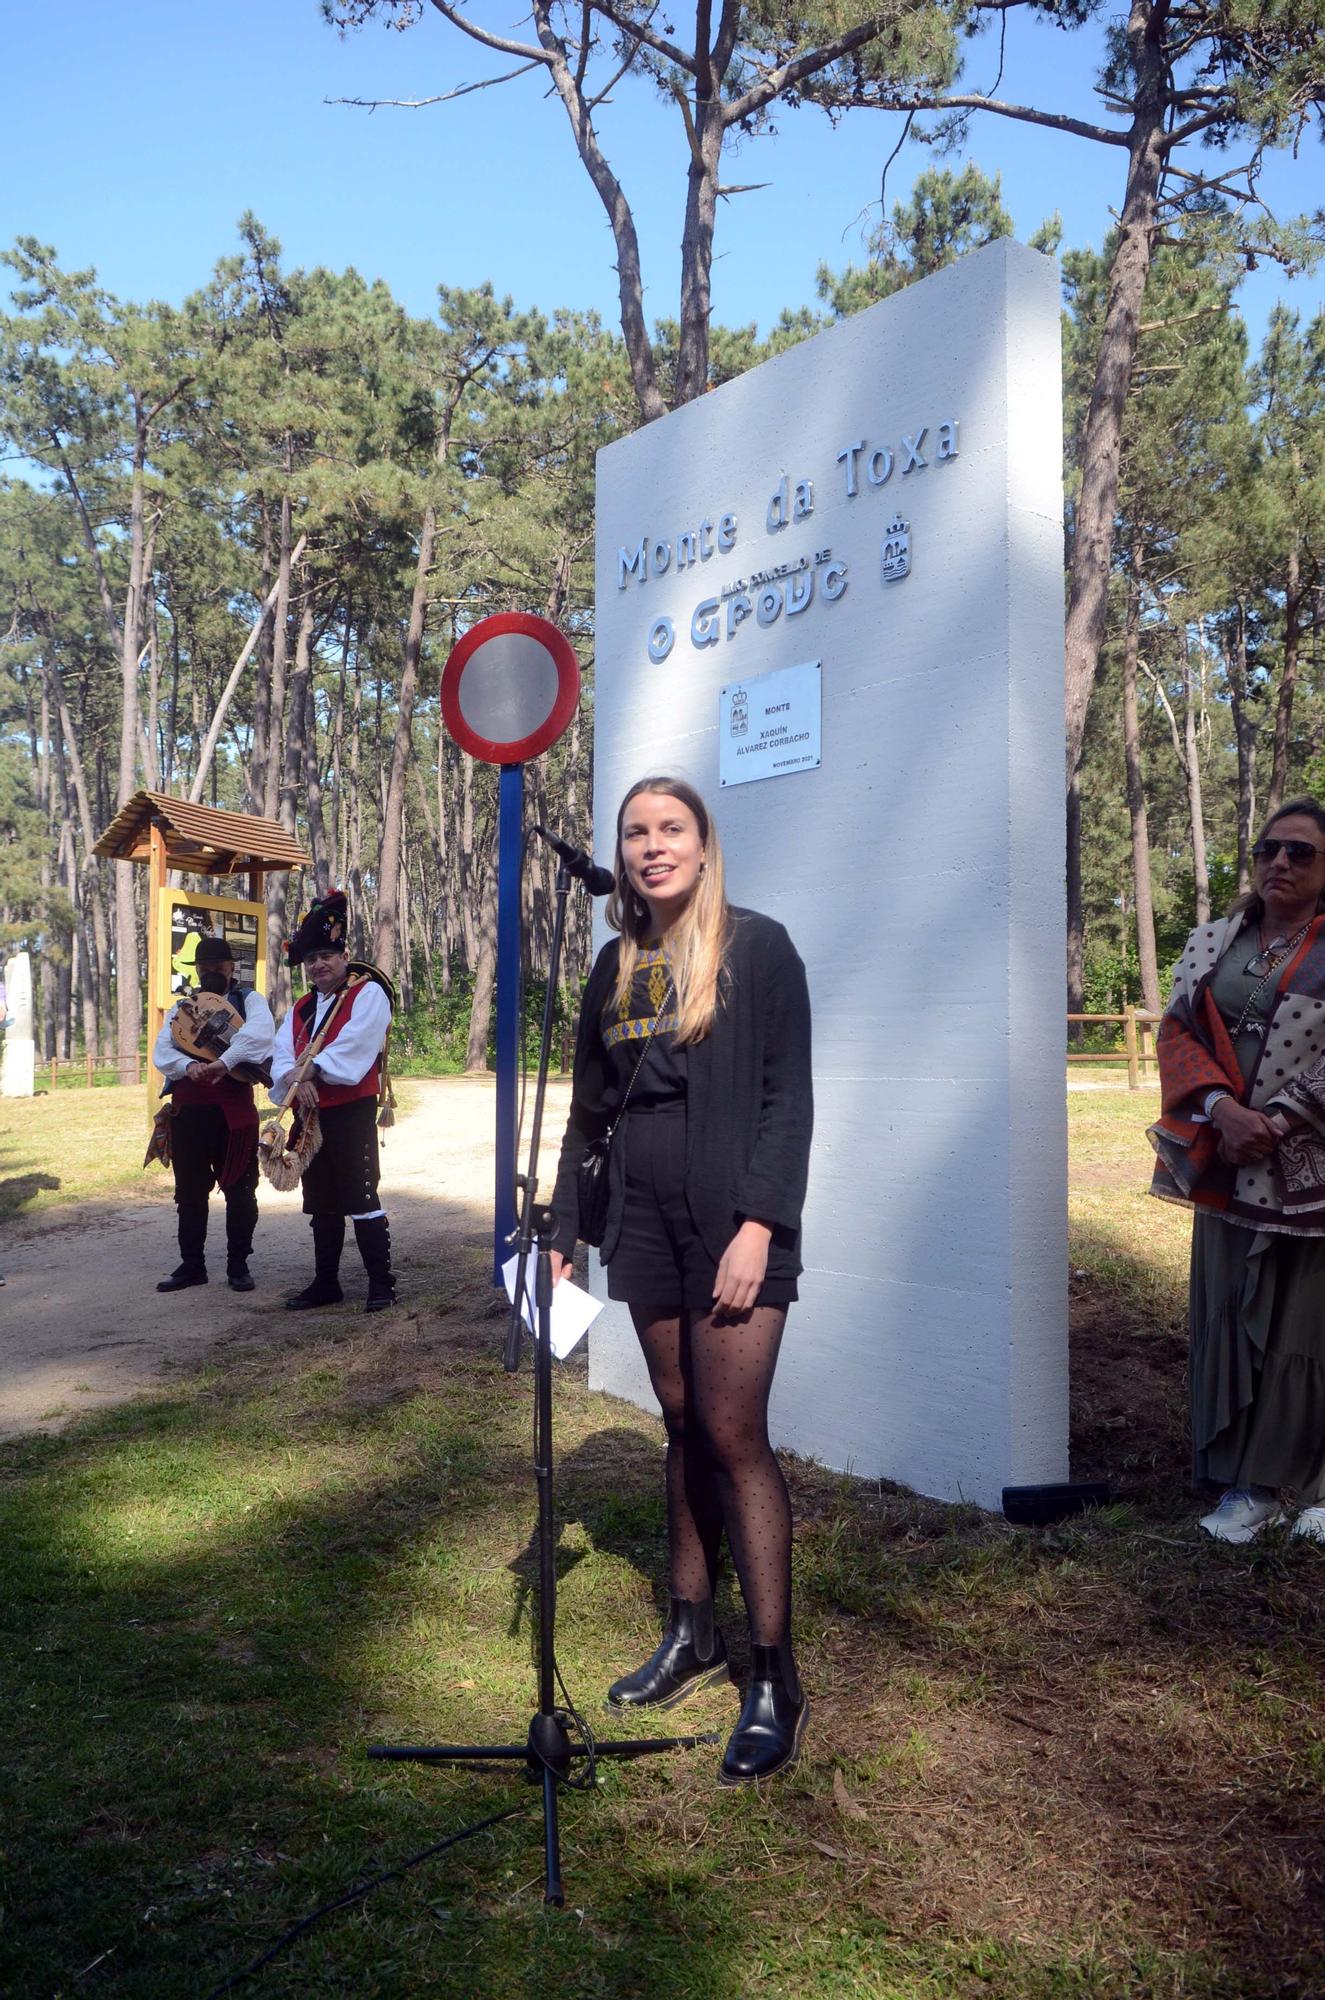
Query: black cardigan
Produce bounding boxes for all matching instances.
[551,907,813,1280]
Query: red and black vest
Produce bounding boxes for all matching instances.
[292,977,381,1107]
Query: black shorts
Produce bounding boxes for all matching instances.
[606,1100,797,1311]
[301,1098,381,1216]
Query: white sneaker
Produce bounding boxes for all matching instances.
[1290,1504,1325,1544]
[1197,1488,1285,1543]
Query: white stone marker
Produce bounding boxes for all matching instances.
[588,240,1066,1509]
[2,951,36,1098]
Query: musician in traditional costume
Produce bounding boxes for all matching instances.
[269,892,397,1313]
[151,935,275,1293]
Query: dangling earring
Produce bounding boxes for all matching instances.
[699,859,707,875]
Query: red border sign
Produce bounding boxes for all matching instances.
[440,612,581,766]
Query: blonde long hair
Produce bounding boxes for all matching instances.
[606,776,729,1044]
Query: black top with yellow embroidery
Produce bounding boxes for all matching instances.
[601,946,686,1105]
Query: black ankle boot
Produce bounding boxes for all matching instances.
[607,1597,729,1710]
[286,1214,345,1310]
[353,1216,396,1313]
[719,1640,808,1783]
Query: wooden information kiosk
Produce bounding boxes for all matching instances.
[94,793,311,1112]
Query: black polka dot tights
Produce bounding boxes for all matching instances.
[629,1304,792,1646]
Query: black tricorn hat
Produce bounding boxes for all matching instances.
[287,890,349,967]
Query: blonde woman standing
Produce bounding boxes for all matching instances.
[551,777,814,1782]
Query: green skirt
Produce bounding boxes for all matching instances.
[1189,1213,1325,1503]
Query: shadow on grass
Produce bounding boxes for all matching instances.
[0,1133,62,1220]
[2,1297,1324,1999]
[0,1166,61,1219]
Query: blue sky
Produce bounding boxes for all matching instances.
[2,0,1322,355]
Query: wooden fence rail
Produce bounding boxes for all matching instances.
[1067,1008,1164,1090]
[45,1054,142,1091]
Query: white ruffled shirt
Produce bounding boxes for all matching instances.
[270,980,391,1105]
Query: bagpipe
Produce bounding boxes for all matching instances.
[258,962,398,1191]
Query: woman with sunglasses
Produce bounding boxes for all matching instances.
[550,775,813,1781]
[1151,798,1325,1545]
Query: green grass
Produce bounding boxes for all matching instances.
[0,1085,166,1222]
[1,1095,1323,1997]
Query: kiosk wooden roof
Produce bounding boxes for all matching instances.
[94,792,311,876]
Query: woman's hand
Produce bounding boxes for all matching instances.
[1211,1098,1282,1165]
[547,1249,571,1286]
[712,1219,773,1316]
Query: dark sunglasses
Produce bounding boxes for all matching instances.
[1252,838,1325,866]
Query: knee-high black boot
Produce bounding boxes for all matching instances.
[607,1597,729,1710]
[353,1216,396,1313]
[224,1183,258,1291]
[719,1637,808,1784]
[286,1214,345,1310]
[158,1202,209,1291]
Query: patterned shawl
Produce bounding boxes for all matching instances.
[1149,911,1325,1234]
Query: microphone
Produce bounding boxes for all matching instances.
[532,825,616,896]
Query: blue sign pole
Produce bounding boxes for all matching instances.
[493,762,524,1282]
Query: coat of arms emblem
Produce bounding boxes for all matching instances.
[881,515,911,583]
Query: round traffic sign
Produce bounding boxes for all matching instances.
[440,612,581,765]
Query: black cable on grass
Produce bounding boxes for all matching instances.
[202,1799,534,1998]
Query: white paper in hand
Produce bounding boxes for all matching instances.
[501,1253,603,1359]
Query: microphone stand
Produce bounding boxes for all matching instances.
[369,853,716,1907]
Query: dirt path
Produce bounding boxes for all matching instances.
[0,1077,572,1440]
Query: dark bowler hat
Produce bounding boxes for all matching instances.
[195,935,235,968]
[287,890,349,966]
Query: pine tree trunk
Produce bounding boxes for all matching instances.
[1062,0,1168,788]
[267,589,313,1008]
[302,672,331,897]
[465,828,498,1072]
[348,656,366,960]
[1226,605,1258,891]
[260,490,294,823]
[459,754,479,972]
[1184,647,1211,924]
[1066,776,1085,1037]
[248,505,274,813]
[1122,555,1161,1014]
[1266,544,1302,819]
[329,619,350,886]
[674,69,725,407]
[374,501,434,978]
[115,410,150,1081]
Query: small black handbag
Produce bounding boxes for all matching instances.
[576,980,672,1249]
[576,1130,614,1248]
